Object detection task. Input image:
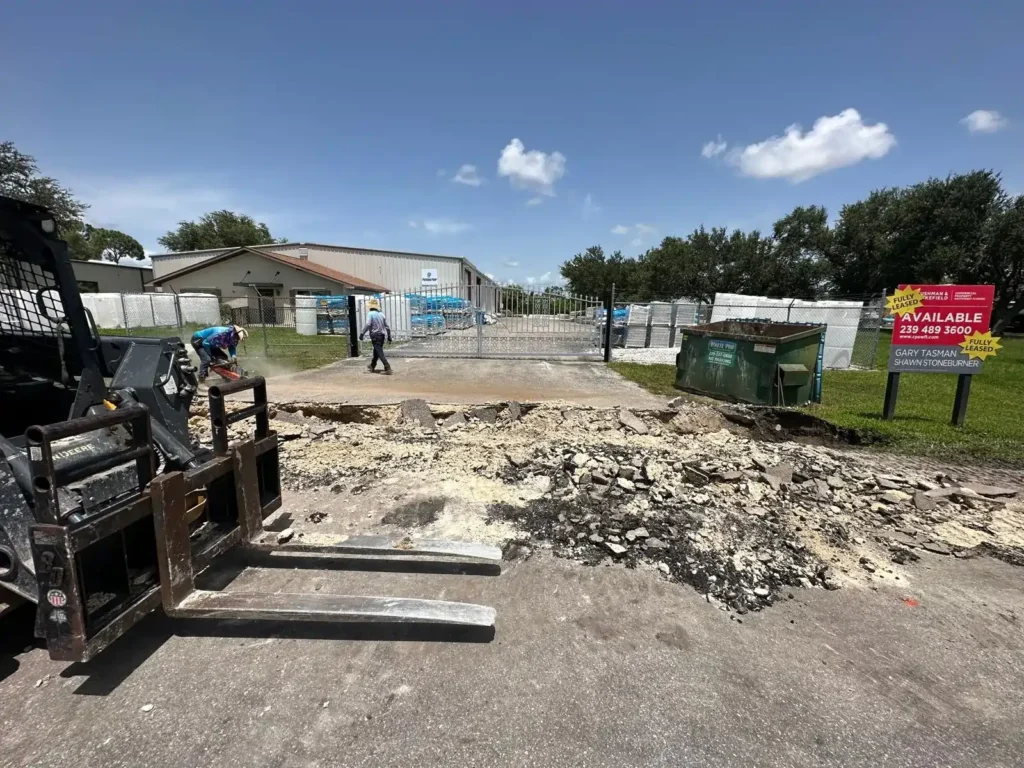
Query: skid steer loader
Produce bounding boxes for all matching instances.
[0,195,500,663]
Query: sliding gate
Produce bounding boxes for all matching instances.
[380,284,604,359]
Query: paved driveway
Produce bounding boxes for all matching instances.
[265,357,668,408]
[2,547,1022,767]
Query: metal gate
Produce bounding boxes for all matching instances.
[375,284,604,359]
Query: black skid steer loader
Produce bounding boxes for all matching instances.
[0,195,499,662]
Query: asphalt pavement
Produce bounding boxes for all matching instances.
[2,546,1022,767]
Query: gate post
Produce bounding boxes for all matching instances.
[603,283,615,363]
[476,304,484,357]
[347,295,360,357]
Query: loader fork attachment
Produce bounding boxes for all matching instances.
[28,405,163,662]
[154,378,499,634]
[28,376,498,663]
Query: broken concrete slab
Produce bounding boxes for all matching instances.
[764,463,794,485]
[618,408,649,435]
[913,491,937,511]
[468,407,498,424]
[683,465,711,487]
[962,483,1018,498]
[400,399,436,429]
[505,401,523,421]
[443,411,467,429]
[920,541,953,555]
[881,490,911,504]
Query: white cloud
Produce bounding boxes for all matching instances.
[524,271,553,286]
[612,223,656,241]
[504,260,519,267]
[452,164,483,186]
[436,169,447,178]
[485,272,495,280]
[701,136,728,158]
[408,218,470,234]
[961,110,1008,134]
[497,138,566,196]
[727,108,896,182]
[525,197,544,206]
[630,237,643,247]
[582,193,600,218]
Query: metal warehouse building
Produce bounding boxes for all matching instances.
[149,241,495,301]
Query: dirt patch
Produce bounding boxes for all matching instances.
[381,497,447,527]
[726,406,885,447]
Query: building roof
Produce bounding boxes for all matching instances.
[147,246,388,293]
[150,240,466,264]
[149,240,493,284]
[74,259,153,271]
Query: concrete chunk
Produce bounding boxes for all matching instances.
[400,399,436,428]
[618,409,649,435]
[468,407,498,424]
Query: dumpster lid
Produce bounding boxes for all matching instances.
[777,363,809,373]
[684,320,825,343]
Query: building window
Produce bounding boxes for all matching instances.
[181,287,222,297]
[77,280,100,293]
[292,288,332,298]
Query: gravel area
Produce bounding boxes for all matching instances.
[612,347,678,364]
[191,399,1024,619]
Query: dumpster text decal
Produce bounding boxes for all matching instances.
[706,339,738,367]
[886,284,997,374]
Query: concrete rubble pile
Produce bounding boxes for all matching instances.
[189,400,1023,617]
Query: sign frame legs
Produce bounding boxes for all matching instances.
[951,374,972,427]
[882,372,900,420]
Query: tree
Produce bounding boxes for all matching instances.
[0,140,88,234]
[158,210,280,251]
[830,171,1005,296]
[91,228,145,264]
[766,206,831,298]
[968,195,1024,333]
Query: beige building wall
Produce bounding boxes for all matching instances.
[72,261,153,292]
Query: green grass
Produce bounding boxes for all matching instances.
[810,334,1024,464]
[608,362,683,397]
[610,335,1024,464]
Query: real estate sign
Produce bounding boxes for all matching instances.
[886,284,1000,373]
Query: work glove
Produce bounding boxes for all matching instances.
[359,334,365,341]
[387,336,392,344]
[230,355,237,363]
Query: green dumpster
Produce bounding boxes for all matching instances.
[675,320,825,406]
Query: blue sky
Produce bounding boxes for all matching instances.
[2,1,1021,285]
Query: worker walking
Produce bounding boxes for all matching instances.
[190,324,248,381]
[359,299,393,375]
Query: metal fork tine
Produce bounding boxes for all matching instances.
[248,534,503,563]
[169,590,496,627]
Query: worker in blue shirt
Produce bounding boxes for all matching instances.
[190,324,248,380]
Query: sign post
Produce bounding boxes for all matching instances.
[883,284,1000,425]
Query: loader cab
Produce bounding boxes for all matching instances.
[0,196,107,438]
